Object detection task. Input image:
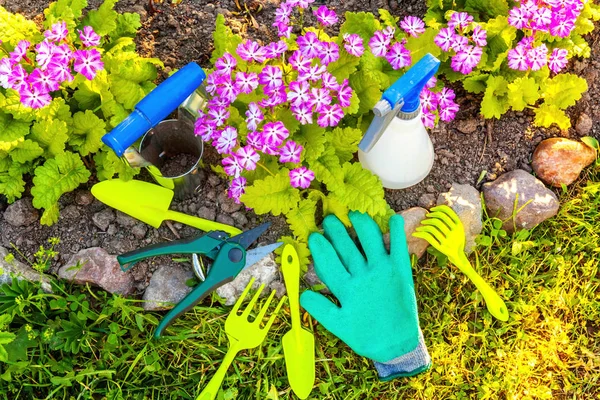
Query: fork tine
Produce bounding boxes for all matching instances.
[231,277,256,315]
[415,225,445,243]
[413,230,442,249]
[241,283,265,318]
[421,218,451,236]
[431,205,462,226]
[254,289,276,324]
[426,210,456,229]
[262,295,287,332]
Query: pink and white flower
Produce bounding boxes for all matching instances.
[434,28,455,52]
[258,65,283,89]
[386,42,411,70]
[291,102,314,125]
[245,130,263,149]
[7,64,28,92]
[369,30,390,57]
[421,110,436,129]
[343,33,365,57]
[215,53,237,75]
[28,68,60,93]
[36,40,56,70]
[52,44,73,64]
[19,85,52,109]
[297,31,324,59]
[287,81,311,106]
[44,22,68,43]
[308,87,332,112]
[317,104,344,127]
[245,102,264,131]
[213,126,238,154]
[548,48,568,73]
[507,45,530,71]
[264,40,288,59]
[234,72,259,94]
[279,140,303,164]
[208,106,230,127]
[289,166,315,189]
[313,5,338,26]
[228,176,246,203]
[338,81,353,108]
[0,58,13,89]
[10,40,30,63]
[261,121,289,146]
[237,40,267,63]
[236,145,260,170]
[448,12,474,30]
[79,26,101,47]
[321,72,340,92]
[528,44,548,71]
[73,49,103,80]
[400,16,426,37]
[222,155,242,177]
[471,25,487,47]
[289,50,311,73]
[320,41,339,65]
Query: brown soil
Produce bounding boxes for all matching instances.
[159,153,199,177]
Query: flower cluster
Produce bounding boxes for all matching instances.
[507,38,569,73]
[434,12,487,75]
[0,22,104,109]
[366,16,427,70]
[419,77,459,128]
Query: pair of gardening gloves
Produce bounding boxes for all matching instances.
[300,212,431,381]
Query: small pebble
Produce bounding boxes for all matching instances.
[231,211,248,227]
[216,214,235,227]
[197,206,216,221]
[132,224,148,240]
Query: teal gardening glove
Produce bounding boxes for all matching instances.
[300,212,431,380]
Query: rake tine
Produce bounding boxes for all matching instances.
[231,277,255,315]
[431,205,462,226]
[426,210,456,229]
[242,283,265,318]
[415,225,445,243]
[262,295,287,332]
[421,218,451,236]
[413,230,442,249]
[255,289,276,324]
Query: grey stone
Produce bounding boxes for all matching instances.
[142,265,194,311]
[383,207,430,259]
[208,175,220,187]
[437,184,483,254]
[197,206,216,221]
[218,192,242,213]
[216,214,235,227]
[107,224,118,236]
[74,190,94,206]
[231,211,248,227]
[3,198,39,227]
[60,205,80,220]
[115,211,137,228]
[216,253,280,305]
[418,193,436,209]
[482,170,560,233]
[0,247,53,293]
[575,113,593,136]
[455,118,479,134]
[58,247,134,295]
[93,209,116,231]
[132,224,148,239]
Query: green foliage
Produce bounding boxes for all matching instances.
[0,0,161,224]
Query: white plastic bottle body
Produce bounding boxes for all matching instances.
[358,112,435,189]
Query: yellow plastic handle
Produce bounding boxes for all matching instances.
[281,245,301,331]
[196,341,242,400]
[165,210,242,236]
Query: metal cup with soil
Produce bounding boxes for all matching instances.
[139,119,204,200]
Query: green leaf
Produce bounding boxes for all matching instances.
[464,0,509,19]
[93,149,139,181]
[275,108,300,136]
[211,14,243,64]
[481,75,510,119]
[31,152,91,223]
[0,345,7,362]
[309,147,344,192]
[275,236,311,274]
[240,169,301,216]
[35,98,73,124]
[29,120,69,157]
[325,126,362,164]
[285,198,319,242]
[349,70,383,115]
[82,0,118,36]
[581,136,599,151]
[543,74,588,110]
[73,70,112,110]
[110,12,141,40]
[336,162,387,217]
[462,74,489,94]
[0,6,40,47]
[10,140,43,163]
[0,167,25,203]
[482,16,517,71]
[322,193,351,227]
[40,203,60,226]
[327,49,361,82]
[378,9,400,28]
[108,75,149,111]
[534,104,571,130]
[404,27,442,67]
[0,112,29,152]
[69,110,107,156]
[507,77,540,111]
[43,0,87,36]
[2,90,36,122]
[294,124,326,163]
[340,12,380,44]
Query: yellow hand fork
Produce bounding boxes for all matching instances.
[413,205,509,321]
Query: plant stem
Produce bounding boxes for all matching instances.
[256,162,275,177]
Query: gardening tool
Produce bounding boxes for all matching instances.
[116,222,282,338]
[196,277,286,400]
[90,179,241,237]
[300,212,431,381]
[413,205,509,321]
[281,245,315,399]
[358,53,440,189]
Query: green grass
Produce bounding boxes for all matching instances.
[1,163,599,400]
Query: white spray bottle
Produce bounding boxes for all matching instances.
[358,53,440,189]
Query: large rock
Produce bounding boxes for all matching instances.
[3,198,39,227]
[383,207,430,259]
[142,265,194,311]
[437,184,483,254]
[58,247,134,295]
[0,247,53,293]
[532,138,596,187]
[216,253,280,305]
[482,170,560,233]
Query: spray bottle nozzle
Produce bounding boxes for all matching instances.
[359,54,440,153]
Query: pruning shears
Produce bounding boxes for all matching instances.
[117,223,282,338]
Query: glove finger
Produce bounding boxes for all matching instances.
[308,231,351,297]
[322,214,366,275]
[389,214,414,282]
[349,211,387,265]
[300,290,342,335]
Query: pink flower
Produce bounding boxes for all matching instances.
[208,106,230,127]
[194,117,217,141]
[222,155,242,177]
[0,58,12,89]
[245,102,264,131]
[275,22,292,38]
[297,31,324,59]
[236,145,260,170]
[437,87,456,108]
[369,30,390,57]
[7,64,28,92]
[52,44,73,64]
[507,45,530,70]
[289,50,311,73]
[289,167,315,189]
[291,102,314,125]
[73,49,103,80]
[425,76,437,89]
[472,25,487,47]
[434,28,455,52]
[528,44,548,71]
[451,45,482,74]
[338,81,353,108]
[228,176,247,203]
[321,72,340,92]
[508,7,530,29]
[279,140,303,164]
[450,34,469,52]
[531,7,552,31]
[19,85,52,109]
[439,100,459,122]
[236,40,267,63]
[549,16,574,38]
[215,53,237,75]
[274,3,292,25]
[79,26,101,47]
[287,80,311,106]
[421,110,436,128]
[216,79,239,103]
[47,59,73,83]
[383,26,396,41]
[260,85,287,107]
[317,104,344,127]
[213,126,238,154]
[264,40,288,59]
[420,88,439,111]
[548,48,568,73]
[234,72,259,94]
[343,33,364,57]
[245,130,263,148]
[448,12,474,30]
[261,143,280,156]
[400,16,426,37]
[290,0,315,9]
[28,68,60,93]
[44,22,68,43]
[308,87,332,112]
[386,42,411,70]
[10,40,30,63]
[299,64,327,83]
[313,5,338,26]
[258,65,283,89]
[36,40,56,70]
[261,121,289,146]
[320,42,339,65]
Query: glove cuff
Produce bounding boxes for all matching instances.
[373,328,431,381]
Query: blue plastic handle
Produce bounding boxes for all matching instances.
[102,62,207,157]
[381,54,440,113]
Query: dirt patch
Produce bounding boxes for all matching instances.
[159,153,199,177]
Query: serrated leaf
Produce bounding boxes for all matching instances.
[327,49,361,82]
[10,140,43,163]
[35,98,73,124]
[372,205,396,234]
[0,6,40,47]
[275,236,311,274]
[240,169,300,216]
[0,112,29,152]
[534,104,571,130]
[29,120,69,157]
[483,16,517,71]
[325,126,362,163]
[404,27,442,67]
[82,0,118,36]
[40,203,60,226]
[309,147,344,192]
[339,12,380,44]
[93,149,138,181]
[108,75,148,111]
[69,110,107,156]
[507,77,540,111]
[322,193,351,227]
[275,108,300,136]
[349,70,383,115]
[110,12,141,40]
[336,162,387,217]
[73,70,112,110]
[378,9,400,28]
[31,152,91,221]
[465,0,509,19]
[543,74,588,110]
[294,124,326,162]
[211,14,244,65]
[0,345,7,362]
[285,198,319,242]
[481,75,510,119]
[0,166,25,203]
[2,90,36,122]
[462,74,489,94]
